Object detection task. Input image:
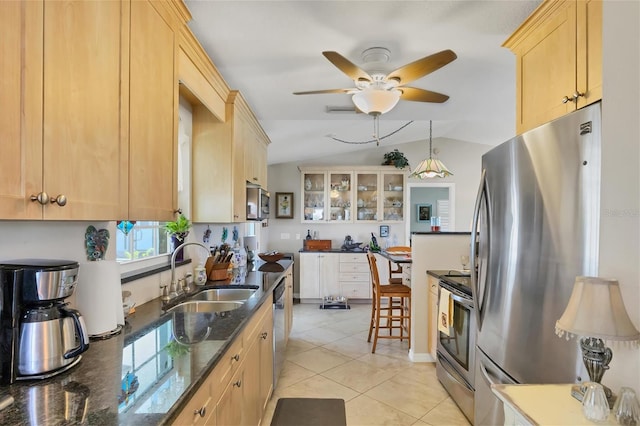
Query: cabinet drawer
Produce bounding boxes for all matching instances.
[212,336,244,399]
[339,253,367,263]
[243,297,272,346]
[341,283,370,299]
[339,272,369,282]
[339,262,369,273]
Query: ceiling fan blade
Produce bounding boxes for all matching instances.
[322,51,372,82]
[293,88,353,95]
[387,49,457,85]
[399,87,450,103]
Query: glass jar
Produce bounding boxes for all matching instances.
[582,382,610,422]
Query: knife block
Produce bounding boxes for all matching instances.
[208,262,231,281]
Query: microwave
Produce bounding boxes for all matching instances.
[247,187,269,221]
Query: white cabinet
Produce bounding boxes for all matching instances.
[300,166,406,224]
[355,170,406,222]
[338,253,370,299]
[301,170,353,223]
[299,252,339,301]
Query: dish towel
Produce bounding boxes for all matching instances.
[438,288,453,336]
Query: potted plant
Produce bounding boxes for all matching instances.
[165,213,192,261]
[382,149,410,169]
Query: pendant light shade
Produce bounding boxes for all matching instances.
[352,89,401,115]
[410,120,453,179]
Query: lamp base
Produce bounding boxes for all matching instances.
[571,383,617,409]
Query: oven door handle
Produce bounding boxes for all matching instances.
[439,282,473,308]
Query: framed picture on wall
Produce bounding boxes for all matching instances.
[275,192,294,218]
[417,204,432,222]
[379,225,389,238]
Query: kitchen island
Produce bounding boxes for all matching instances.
[0,259,293,425]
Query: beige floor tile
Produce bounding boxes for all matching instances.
[287,346,352,373]
[364,373,449,419]
[345,394,419,426]
[322,359,399,393]
[420,397,471,426]
[275,374,360,401]
[322,335,374,358]
[284,337,316,357]
[296,325,353,346]
[395,362,440,387]
[276,360,317,389]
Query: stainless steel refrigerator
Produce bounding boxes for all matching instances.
[471,102,601,425]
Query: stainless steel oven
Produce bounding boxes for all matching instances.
[436,275,475,424]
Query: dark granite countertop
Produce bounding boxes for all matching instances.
[0,259,293,426]
[298,249,368,253]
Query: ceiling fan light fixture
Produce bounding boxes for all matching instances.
[410,120,453,179]
[351,89,401,116]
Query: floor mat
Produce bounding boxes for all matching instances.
[270,398,346,426]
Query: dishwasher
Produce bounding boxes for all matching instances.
[272,277,286,388]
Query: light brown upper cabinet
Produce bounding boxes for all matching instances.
[128,0,186,221]
[504,0,602,134]
[192,91,270,223]
[0,0,186,221]
[0,0,127,220]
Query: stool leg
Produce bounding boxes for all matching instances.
[367,299,375,343]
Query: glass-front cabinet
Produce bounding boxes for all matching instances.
[301,170,353,223]
[381,172,405,221]
[300,166,405,223]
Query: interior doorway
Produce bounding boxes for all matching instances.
[405,182,455,242]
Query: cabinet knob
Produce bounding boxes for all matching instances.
[233,380,242,387]
[193,407,206,418]
[50,194,67,206]
[30,192,49,205]
[232,354,240,362]
[261,332,268,339]
[561,91,585,104]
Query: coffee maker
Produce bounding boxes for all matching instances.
[0,259,90,384]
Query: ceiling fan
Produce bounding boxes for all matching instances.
[293,48,457,116]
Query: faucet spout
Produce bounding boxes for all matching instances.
[170,241,211,295]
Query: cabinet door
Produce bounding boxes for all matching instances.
[319,253,340,298]
[128,0,176,220]
[0,0,42,219]
[301,172,326,222]
[327,171,353,222]
[299,253,320,298]
[427,276,439,358]
[576,0,602,109]
[232,110,246,222]
[43,0,127,220]
[258,308,274,415]
[512,1,577,133]
[284,270,294,343]
[381,171,405,221]
[355,172,378,222]
[216,367,245,426]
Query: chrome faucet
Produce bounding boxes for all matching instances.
[168,241,211,299]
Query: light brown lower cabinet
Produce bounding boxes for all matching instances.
[427,275,439,359]
[172,294,273,426]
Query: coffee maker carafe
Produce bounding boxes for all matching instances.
[0,259,89,384]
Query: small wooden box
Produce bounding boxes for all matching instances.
[303,239,332,251]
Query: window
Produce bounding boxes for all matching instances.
[116,221,169,262]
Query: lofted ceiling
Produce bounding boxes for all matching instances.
[185,0,541,165]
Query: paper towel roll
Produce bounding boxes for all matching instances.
[76,261,122,336]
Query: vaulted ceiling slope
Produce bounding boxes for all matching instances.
[185,0,541,165]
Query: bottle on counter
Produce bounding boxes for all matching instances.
[306,230,312,240]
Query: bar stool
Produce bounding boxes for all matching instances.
[366,252,411,353]
[385,246,411,284]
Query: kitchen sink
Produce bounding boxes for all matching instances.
[188,288,257,302]
[167,300,244,314]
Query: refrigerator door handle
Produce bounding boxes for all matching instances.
[471,168,487,331]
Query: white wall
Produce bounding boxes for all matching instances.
[599,0,640,393]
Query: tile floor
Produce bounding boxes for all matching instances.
[262,302,471,426]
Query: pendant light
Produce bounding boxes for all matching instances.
[410,120,453,178]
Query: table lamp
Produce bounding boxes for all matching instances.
[556,276,640,408]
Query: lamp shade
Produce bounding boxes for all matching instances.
[352,89,400,115]
[410,157,453,179]
[556,276,640,343]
